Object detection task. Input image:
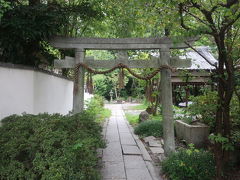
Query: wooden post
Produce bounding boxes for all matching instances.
[160,48,175,156]
[73,48,85,114]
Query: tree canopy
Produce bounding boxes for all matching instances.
[0,0,103,66]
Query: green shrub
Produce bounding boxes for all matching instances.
[0,108,105,179]
[134,120,163,137]
[162,145,216,180]
[188,91,218,130]
[86,95,104,114]
[86,95,111,123]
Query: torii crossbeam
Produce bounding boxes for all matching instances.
[54,56,191,69]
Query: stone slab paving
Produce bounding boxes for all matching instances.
[124,155,147,169]
[126,168,153,180]
[122,145,141,155]
[102,104,162,180]
[120,132,136,145]
[102,161,126,179]
[102,142,123,162]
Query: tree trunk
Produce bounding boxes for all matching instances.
[214,33,234,179]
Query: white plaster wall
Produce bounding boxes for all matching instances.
[33,71,73,115]
[0,66,73,120]
[0,67,34,119]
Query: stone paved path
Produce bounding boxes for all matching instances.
[101,104,161,180]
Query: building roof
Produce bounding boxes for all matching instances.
[180,46,218,70]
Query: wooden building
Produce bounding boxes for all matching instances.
[171,47,218,106]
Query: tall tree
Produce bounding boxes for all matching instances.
[109,0,240,177]
[0,0,103,66]
[155,0,240,178]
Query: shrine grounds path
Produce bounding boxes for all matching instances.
[100,104,162,180]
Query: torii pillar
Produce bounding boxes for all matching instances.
[160,48,175,154]
[73,49,85,114]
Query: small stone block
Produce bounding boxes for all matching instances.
[160,139,164,145]
[143,136,156,143]
[122,145,141,155]
[149,147,164,154]
[158,154,166,162]
[148,140,162,147]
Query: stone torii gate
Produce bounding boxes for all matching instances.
[50,37,194,155]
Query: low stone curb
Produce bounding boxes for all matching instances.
[97,116,110,164]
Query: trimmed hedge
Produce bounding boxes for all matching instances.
[0,97,107,179]
[134,120,163,137]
